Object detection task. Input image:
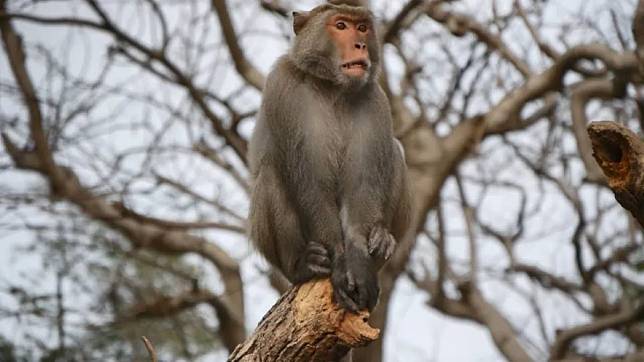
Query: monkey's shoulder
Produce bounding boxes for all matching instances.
[258,57,309,121]
[264,56,306,92]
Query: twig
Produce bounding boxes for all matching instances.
[141,336,158,362]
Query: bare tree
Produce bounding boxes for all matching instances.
[0,0,642,361]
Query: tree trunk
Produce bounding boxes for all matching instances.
[228,279,379,362]
[587,121,644,228]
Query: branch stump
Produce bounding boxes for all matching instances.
[228,279,379,362]
[587,121,644,228]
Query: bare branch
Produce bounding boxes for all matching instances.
[424,1,532,77]
[484,44,638,136]
[511,264,583,294]
[465,287,534,362]
[211,0,265,90]
[550,304,644,359]
[111,201,245,234]
[633,0,644,73]
[0,0,57,176]
[570,78,623,182]
[1,8,247,352]
[3,5,249,162]
[120,290,220,321]
[141,336,158,362]
[259,0,289,18]
[588,121,644,227]
[382,0,424,44]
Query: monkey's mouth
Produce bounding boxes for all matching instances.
[341,59,369,77]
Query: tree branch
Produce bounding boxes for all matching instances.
[228,279,379,362]
[632,0,644,74]
[484,44,637,135]
[141,336,158,362]
[2,6,249,162]
[466,287,534,362]
[120,290,221,321]
[570,78,620,182]
[382,0,424,44]
[550,304,644,359]
[211,0,265,90]
[0,7,246,352]
[424,1,532,77]
[587,121,644,228]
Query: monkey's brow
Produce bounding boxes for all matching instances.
[328,15,371,24]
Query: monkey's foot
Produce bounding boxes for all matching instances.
[302,241,331,278]
[331,244,379,312]
[368,226,396,261]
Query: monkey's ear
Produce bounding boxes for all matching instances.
[292,11,311,35]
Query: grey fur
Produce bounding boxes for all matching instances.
[248,3,410,312]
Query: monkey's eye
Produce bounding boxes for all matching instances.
[335,21,347,30]
[357,23,368,33]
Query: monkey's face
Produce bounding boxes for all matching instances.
[291,5,380,90]
[325,14,372,80]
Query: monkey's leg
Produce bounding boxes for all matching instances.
[250,166,331,283]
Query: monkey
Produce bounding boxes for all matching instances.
[248,0,410,313]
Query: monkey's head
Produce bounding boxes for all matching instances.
[290,1,380,91]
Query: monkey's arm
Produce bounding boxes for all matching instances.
[329,88,409,311]
[331,135,401,311]
[341,87,404,245]
[389,140,412,241]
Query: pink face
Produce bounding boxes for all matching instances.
[326,14,372,78]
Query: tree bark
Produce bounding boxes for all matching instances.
[228,279,379,362]
[587,121,644,228]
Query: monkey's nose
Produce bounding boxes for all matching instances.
[354,42,366,50]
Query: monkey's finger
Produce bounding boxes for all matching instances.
[363,281,378,310]
[308,244,329,257]
[308,240,326,249]
[364,283,379,311]
[384,234,396,260]
[368,227,378,242]
[368,237,381,255]
[307,254,331,267]
[335,288,359,312]
[383,247,393,261]
[355,286,367,311]
[308,264,331,276]
[346,271,356,292]
[368,228,385,255]
[368,239,377,255]
[368,226,382,239]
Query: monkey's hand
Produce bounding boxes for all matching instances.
[331,244,379,312]
[293,241,331,283]
[368,225,396,262]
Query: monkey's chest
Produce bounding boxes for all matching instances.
[303,112,351,176]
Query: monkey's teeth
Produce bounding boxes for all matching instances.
[343,63,366,69]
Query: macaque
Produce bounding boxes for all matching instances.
[248,0,410,312]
